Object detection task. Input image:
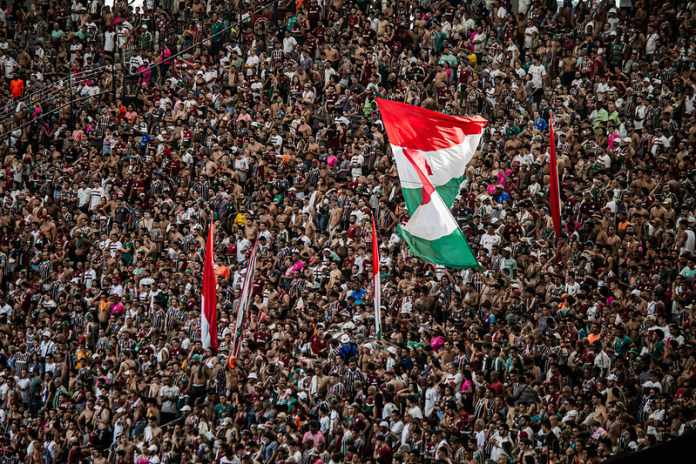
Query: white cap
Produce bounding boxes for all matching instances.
[562,410,578,423]
[642,380,662,391]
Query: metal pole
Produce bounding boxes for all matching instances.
[112,40,117,100]
[68,72,74,130]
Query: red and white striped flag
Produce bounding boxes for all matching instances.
[201,220,218,352]
[549,113,562,238]
[230,240,259,361]
[371,214,382,339]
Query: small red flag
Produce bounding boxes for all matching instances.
[201,220,218,351]
[370,213,382,339]
[548,113,562,239]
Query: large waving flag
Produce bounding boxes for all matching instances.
[201,220,218,352]
[396,149,480,269]
[376,98,487,215]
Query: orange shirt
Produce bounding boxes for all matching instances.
[9,79,24,98]
[215,264,230,281]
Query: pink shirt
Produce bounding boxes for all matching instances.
[302,430,325,449]
[110,302,125,315]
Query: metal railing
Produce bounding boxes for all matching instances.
[0,0,281,139]
[0,66,111,127]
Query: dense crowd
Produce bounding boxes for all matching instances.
[1,0,696,463]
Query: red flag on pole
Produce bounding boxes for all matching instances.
[201,220,218,352]
[548,113,562,238]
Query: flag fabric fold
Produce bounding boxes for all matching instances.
[549,113,562,238]
[396,148,480,269]
[201,221,218,352]
[370,214,382,339]
[376,98,487,215]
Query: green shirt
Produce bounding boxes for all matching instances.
[287,16,298,32]
[212,22,225,39]
[680,265,696,280]
[214,402,234,418]
[613,335,632,355]
[433,32,448,54]
[439,53,458,67]
[592,109,620,129]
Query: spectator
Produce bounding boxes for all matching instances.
[0,1,694,463]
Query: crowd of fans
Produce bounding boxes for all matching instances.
[1,0,696,463]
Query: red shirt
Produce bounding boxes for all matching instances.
[488,379,504,395]
[310,335,326,355]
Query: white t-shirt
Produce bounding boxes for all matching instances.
[350,154,364,179]
[3,56,17,79]
[110,284,124,297]
[598,153,612,169]
[0,303,12,317]
[685,93,695,115]
[159,385,180,413]
[283,36,297,55]
[0,382,9,402]
[424,386,440,417]
[480,233,501,254]
[646,33,659,55]
[390,420,404,436]
[524,26,538,49]
[245,54,259,75]
[302,89,315,103]
[634,104,647,129]
[89,187,106,210]
[234,156,249,173]
[236,238,251,263]
[407,405,424,419]
[400,296,412,314]
[528,64,546,89]
[104,31,115,52]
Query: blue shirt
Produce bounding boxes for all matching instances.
[348,288,367,305]
[495,191,511,204]
[534,117,548,131]
[339,342,358,361]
